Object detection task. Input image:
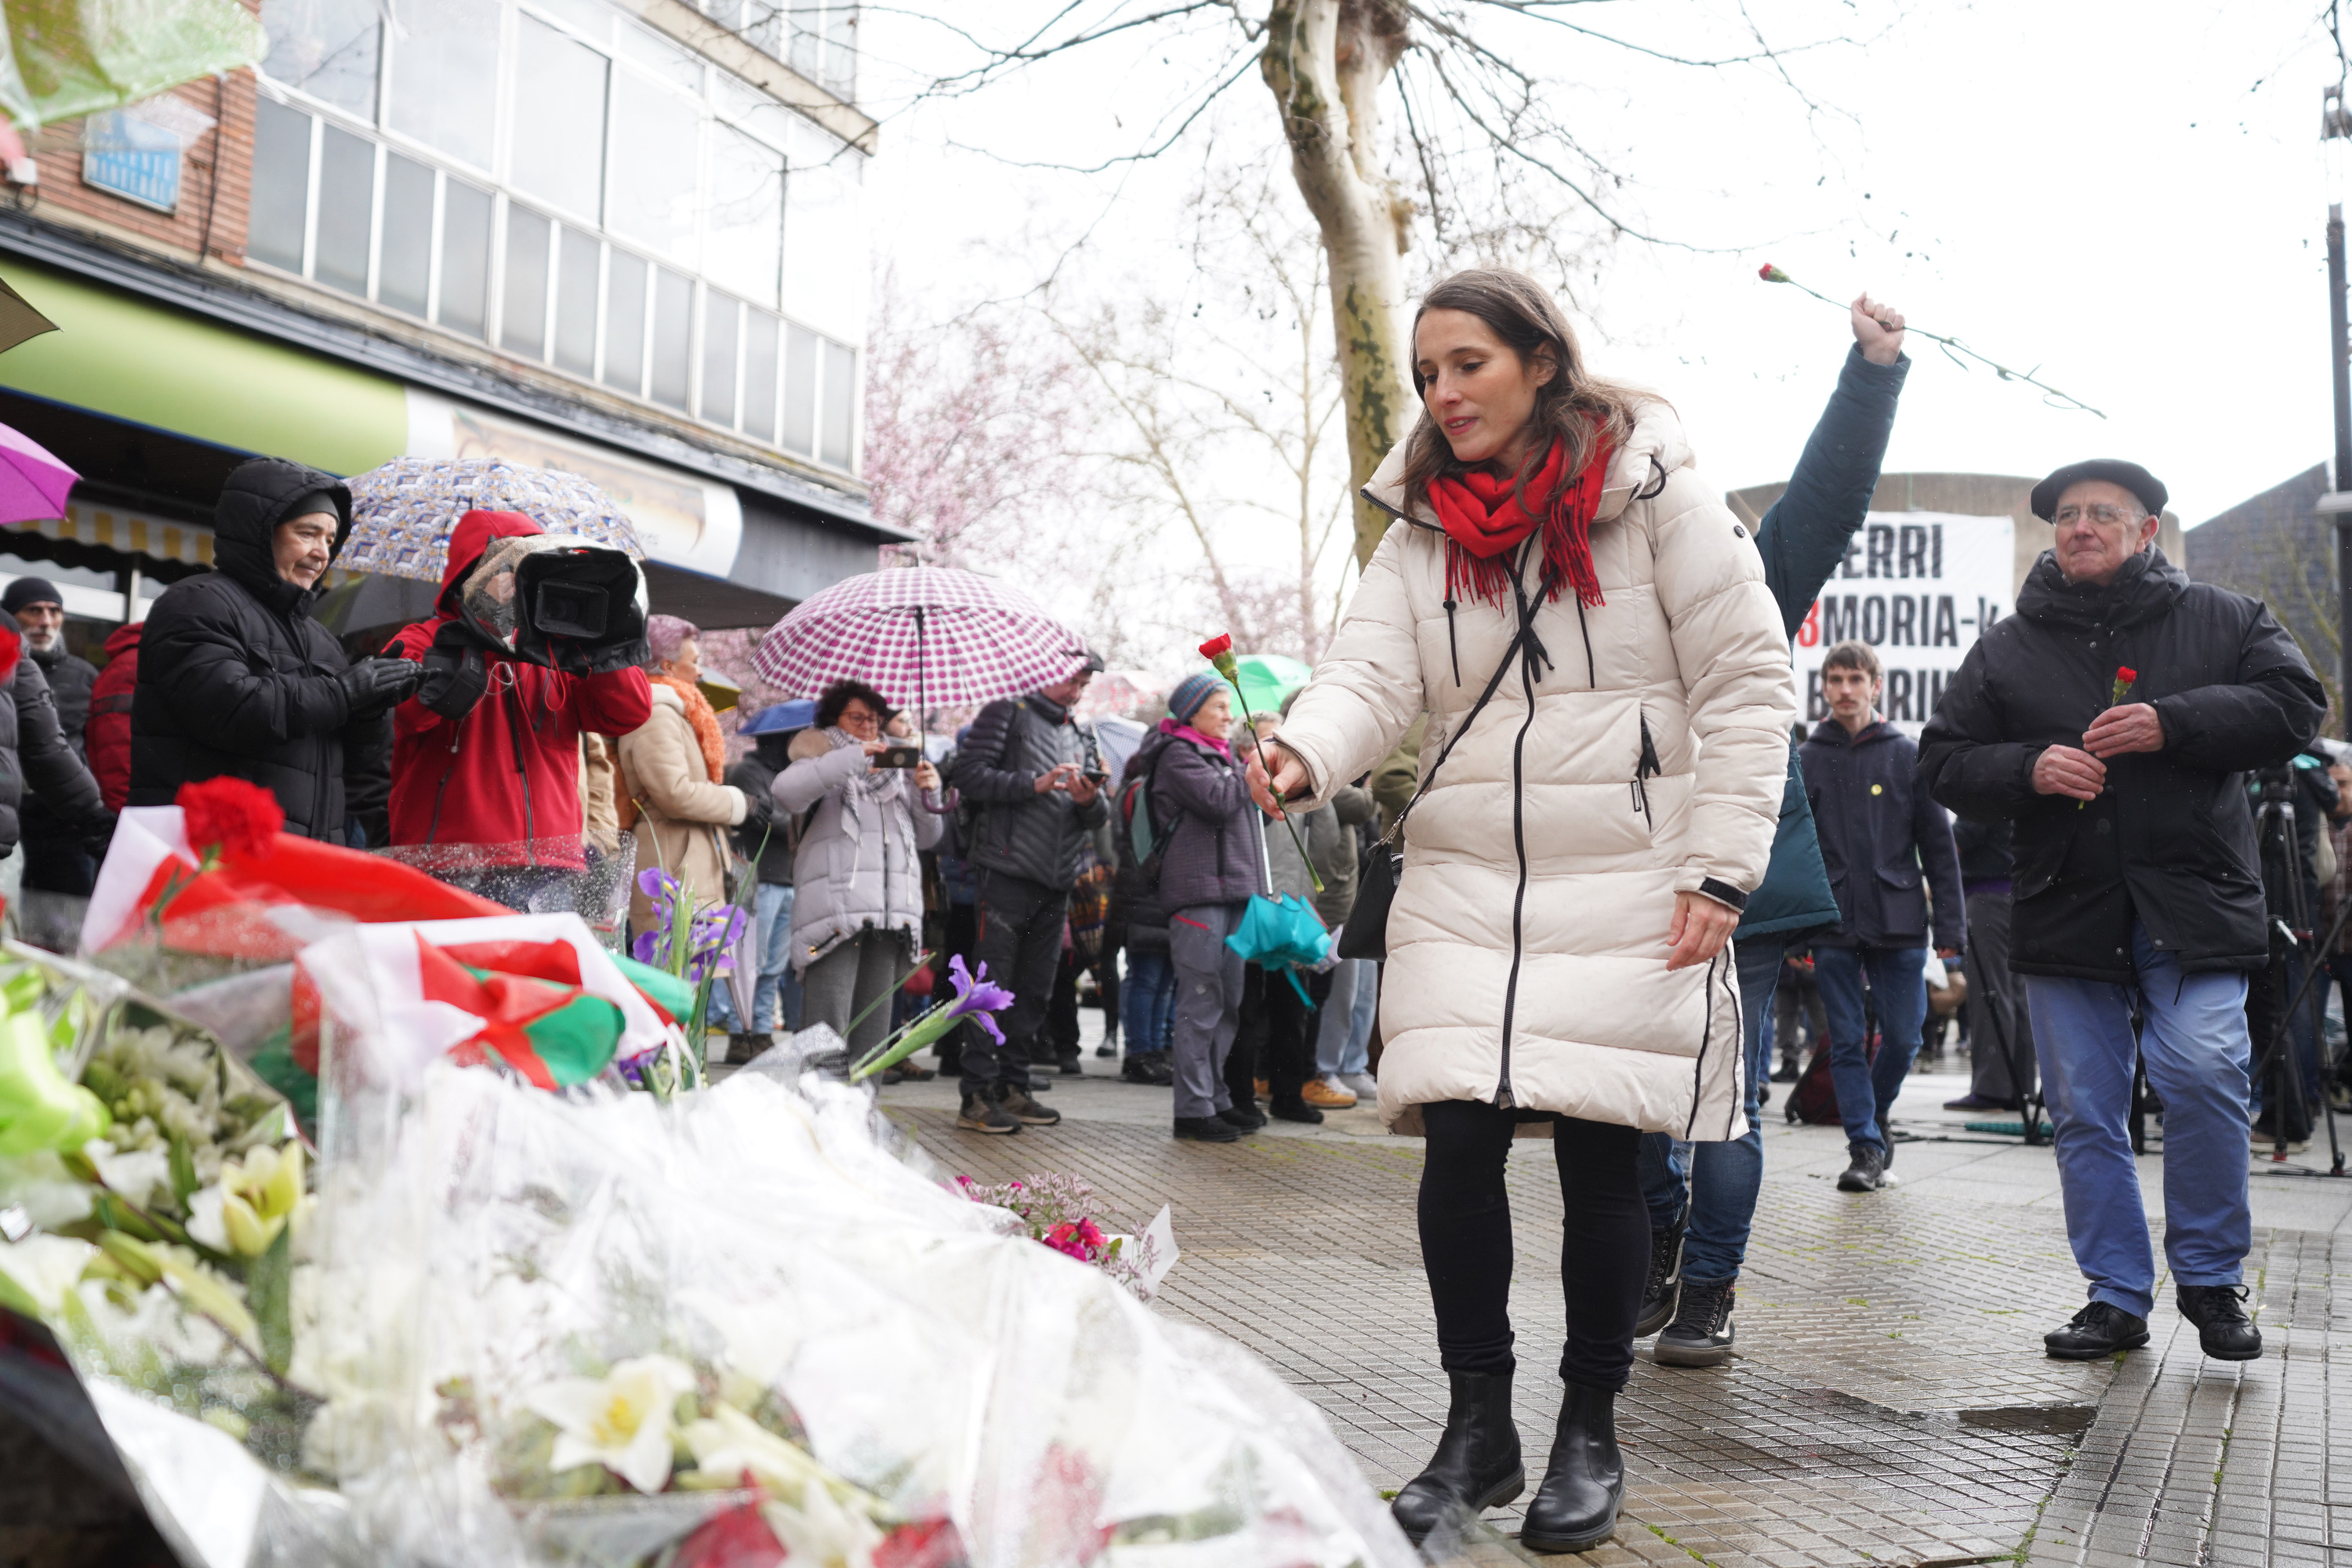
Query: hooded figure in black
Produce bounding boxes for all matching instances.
[129,457,419,844]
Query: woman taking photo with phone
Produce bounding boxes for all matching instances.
[1254,268,1795,1550]
[774,678,943,1062]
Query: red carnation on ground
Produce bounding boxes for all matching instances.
[176,778,285,860]
[1197,633,1233,659]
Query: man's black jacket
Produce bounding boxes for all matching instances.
[129,458,390,844]
[952,692,1106,891]
[1799,715,1963,950]
[1918,546,2325,981]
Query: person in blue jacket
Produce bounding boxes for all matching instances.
[1637,293,1912,1367]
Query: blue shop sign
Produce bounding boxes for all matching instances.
[82,112,185,213]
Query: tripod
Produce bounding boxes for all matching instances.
[2248,779,2347,1175]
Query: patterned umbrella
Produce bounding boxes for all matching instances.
[751,566,1087,717]
[340,457,644,583]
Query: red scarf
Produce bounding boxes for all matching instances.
[1426,435,1614,609]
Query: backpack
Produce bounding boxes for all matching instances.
[1120,745,1178,892]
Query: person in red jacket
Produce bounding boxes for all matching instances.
[85,622,140,812]
[384,510,652,908]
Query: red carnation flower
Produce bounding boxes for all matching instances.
[1759,263,1791,283]
[2116,666,2137,684]
[1197,633,1233,659]
[177,777,285,861]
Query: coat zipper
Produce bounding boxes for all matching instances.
[424,724,462,845]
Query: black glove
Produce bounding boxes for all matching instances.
[337,655,423,720]
[417,622,492,721]
[82,811,117,858]
[556,635,649,677]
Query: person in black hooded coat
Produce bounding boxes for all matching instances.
[129,457,418,844]
[0,648,105,861]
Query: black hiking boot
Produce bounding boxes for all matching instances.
[1636,1216,1685,1338]
[2177,1285,2263,1360]
[1122,1052,1167,1084]
[1389,1370,1523,1545]
[2043,1301,2150,1359]
[1836,1144,1886,1192]
[1653,1276,1735,1368]
[1519,1381,1623,1553]
[956,1094,1021,1135]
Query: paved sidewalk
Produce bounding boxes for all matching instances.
[884,1051,2352,1567]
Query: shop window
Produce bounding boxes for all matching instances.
[702,294,739,427]
[554,227,601,376]
[704,123,780,308]
[261,0,379,121]
[248,98,310,274]
[386,0,499,169]
[378,152,436,318]
[651,267,694,412]
[503,205,552,358]
[314,125,375,296]
[606,69,700,262]
[820,337,855,469]
[604,249,648,394]
[510,15,608,223]
[742,308,779,443]
[780,321,816,456]
[440,180,495,339]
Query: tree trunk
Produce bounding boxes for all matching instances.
[1261,0,1411,570]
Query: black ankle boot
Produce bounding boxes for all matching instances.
[1389,1370,1524,1544]
[1519,1381,1624,1553]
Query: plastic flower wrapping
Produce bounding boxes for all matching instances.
[0,810,1420,1568]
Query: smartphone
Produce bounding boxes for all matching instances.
[875,742,924,769]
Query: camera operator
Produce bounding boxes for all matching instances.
[1921,459,2324,1365]
[383,510,653,908]
[2245,749,2337,1148]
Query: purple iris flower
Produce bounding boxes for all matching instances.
[944,953,1015,1045]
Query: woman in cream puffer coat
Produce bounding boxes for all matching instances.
[1259,267,1796,1554]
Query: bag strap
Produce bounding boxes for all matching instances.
[1381,541,1547,849]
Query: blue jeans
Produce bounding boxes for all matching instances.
[1812,942,1929,1154]
[1638,938,1785,1282]
[2025,921,2252,1318]
[1122,948,1177,1055]
[708,883,799,1033]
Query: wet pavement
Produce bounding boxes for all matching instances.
[880,1041,2352,1568]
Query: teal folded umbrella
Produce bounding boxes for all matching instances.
[1225,893,1330,1005]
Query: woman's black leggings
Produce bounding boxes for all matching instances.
[1417,1100,1649,1391]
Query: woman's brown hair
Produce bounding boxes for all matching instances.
[1399,267,1652,512]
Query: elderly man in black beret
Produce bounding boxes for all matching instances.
[1920,459,2324,1364]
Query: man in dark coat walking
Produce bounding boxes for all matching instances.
[1800,638,1964,1195]
[5,576,102,896]
[130,457,418,844]
[949,651,1107,1129]
[1920,458,2324,1365]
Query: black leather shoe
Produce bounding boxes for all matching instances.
[1519,1381,1623,1552]
[1218,1104,1266,1131]
[2178,1285,2263,1360]
[1173,1116,1241,1142]
[1122,1054,1163,1084]
[1636,1216,1685,1338]
[1389,1370,1523,1545]
[1836,1144,1886,1192]
[1269,1098,1324,1123]
[1653,1275,1735,1368]
[2044,1300,2151,1359]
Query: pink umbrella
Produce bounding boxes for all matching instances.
[0,422,77,526]
[752,566,1089,720]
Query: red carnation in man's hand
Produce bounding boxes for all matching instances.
[2116,666,2137,685]
[1759,263,1791,283]
[1197,633,1233,659]
[177,777,285,860]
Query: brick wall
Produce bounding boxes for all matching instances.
[24,67,256,268]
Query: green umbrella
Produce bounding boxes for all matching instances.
[1232,652,1313,716]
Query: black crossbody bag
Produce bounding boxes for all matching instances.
[1334,612,1538,961]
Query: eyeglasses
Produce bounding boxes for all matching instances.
[2053,503,2144,527]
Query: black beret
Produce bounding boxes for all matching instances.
[2030,459,2167,522]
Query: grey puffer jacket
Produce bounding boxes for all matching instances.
[1134,722,1265,912]
[952,692,1107,891]
[773,728,943,972]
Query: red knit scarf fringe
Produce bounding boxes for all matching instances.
[1429,434,1614,611]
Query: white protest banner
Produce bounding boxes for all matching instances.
[1792,511,2016,731]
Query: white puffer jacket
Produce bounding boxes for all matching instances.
[1275,405,1797,1139]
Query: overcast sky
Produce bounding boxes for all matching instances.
[853,1,2349,617]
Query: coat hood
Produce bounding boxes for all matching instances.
[103,622,142,659]
[437,509,545,616]
[212,457,353,617]
[2016,544,2187,633]
[1358,397,1693,532]
[788,727,834,763]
